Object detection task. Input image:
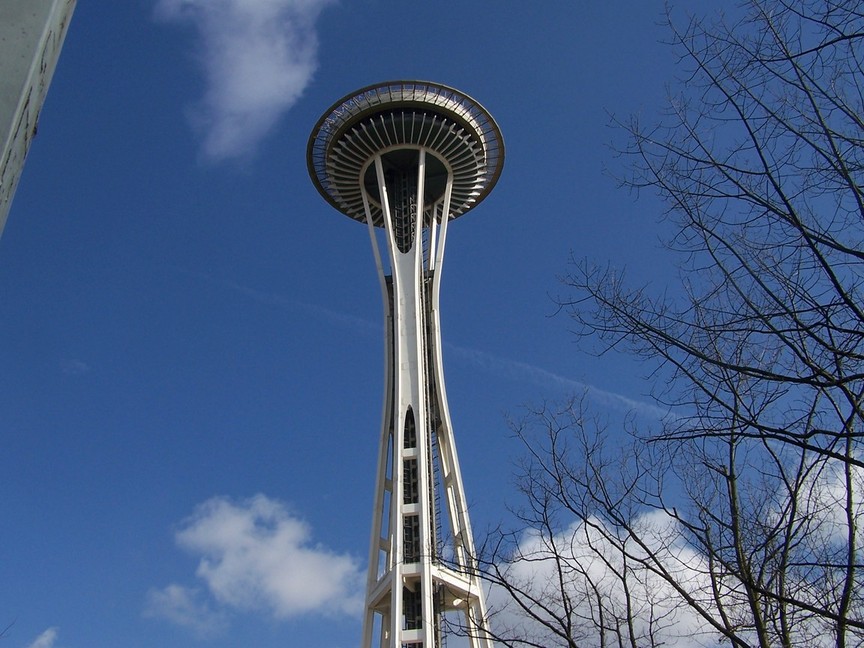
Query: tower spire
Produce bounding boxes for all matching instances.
[307,81,504,648]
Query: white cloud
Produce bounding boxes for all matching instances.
[800,456,864,546]
[487,513,715,648]
[25,628,58,648]
[148,494,363,634]
[489,492,864,648]
[144,584,227,638]
[154,0,331,161]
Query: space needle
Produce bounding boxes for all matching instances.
[307,81,504,648]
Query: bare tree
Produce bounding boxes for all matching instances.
[482,2,864,647]
[478,398,700,648]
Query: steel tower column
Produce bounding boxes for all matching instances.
[307,81,504,648]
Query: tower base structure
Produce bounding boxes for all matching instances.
[307,82,504,648]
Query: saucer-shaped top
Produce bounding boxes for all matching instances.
[307,81,504,225]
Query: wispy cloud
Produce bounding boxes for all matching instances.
[60,358,90,376]
[148,495,363,635]
[154,0,332,161]
[144,584,227,638]
[215,274,381,335]
[25,628,58,648]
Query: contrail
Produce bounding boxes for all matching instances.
[442,342,672,421]
[199,272,671,421]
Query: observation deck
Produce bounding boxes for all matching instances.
[307,81,504,226]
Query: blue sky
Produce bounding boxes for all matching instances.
[0,2,700,647]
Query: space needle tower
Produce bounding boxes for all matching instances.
[307,81,504,647]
